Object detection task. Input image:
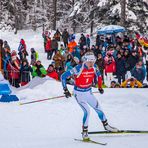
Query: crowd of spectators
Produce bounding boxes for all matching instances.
[0,28,148,88]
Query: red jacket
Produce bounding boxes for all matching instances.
[45,39,52,52]
[47,71,59,80]
[7,58,20,79]
[104,56,116,73]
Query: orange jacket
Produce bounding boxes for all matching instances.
[68,41,77,53]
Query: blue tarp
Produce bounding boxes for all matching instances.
[0,84,11,95]
[0,83,19,102]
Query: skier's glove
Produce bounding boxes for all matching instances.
[98,88,104,94]
[64,88,71,98]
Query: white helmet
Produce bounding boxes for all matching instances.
[82,52,96,62]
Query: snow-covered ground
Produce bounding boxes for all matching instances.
[0,29,148,148]
[0,77,148,148]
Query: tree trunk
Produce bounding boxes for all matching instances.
[53,0,57,30]
[120,0,126,27]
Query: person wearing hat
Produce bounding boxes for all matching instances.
[61,52,118,141]
[7,50,20,88]
[31,60,47,78]
[86,34,90,48]
[46,64,59,80]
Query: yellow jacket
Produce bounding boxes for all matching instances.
[121,79,143,88]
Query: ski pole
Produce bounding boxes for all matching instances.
[19,91,99,106]
[19,95,66,105]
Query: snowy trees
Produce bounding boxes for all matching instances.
[0,0,147,33]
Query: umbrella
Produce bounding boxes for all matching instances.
[98,25,126,35]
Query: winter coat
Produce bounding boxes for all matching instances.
[20,64,32,83]
[31,51,38,65]
[62,31,69,42]
[131,66,146,83]
[95,58,105,75]
[121,79,143,88]
[51,39,58,50]
[7,58,20,79]
[31,64,47,77]
[86,37,90,48]
[18,39,26,52]
[54,30,61,41]
[53,53,65,69]
[47,70,59,80]
[45,39,52,52]
[115,57,126,75]
[68,41,77,53]
[127,55,139,70]
[104,56,116,73]
[3,52,11,72]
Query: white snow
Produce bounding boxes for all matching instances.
[0,29,148,148]
[97,0,108,7]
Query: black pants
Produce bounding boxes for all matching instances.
[47,51,53,60]
[64,41,68,48]
[117,73,125,84]
[9,78,20,88]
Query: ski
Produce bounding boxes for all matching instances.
[88,130,148,135]
[74,138,107,145]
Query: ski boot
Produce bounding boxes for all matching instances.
[102,120,119,132]
[82,126,90,141]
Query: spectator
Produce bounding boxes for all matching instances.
[62,29,69,48]
[121,77,143,88]
[104,52,116,87]
[65,54,74,71]
[18,39,26,53]
[53,50,65,70]
[95,53,105,83]
[45,36,52,60]
[3,46,11,80]
[59,44,65,55]
[0,39,4,71]
[142,46,148,81]
[115,52,126,84]
[79,34,86,51]
[54,29,61,42]
[42,30,49,52]
[31,60,47,78]
[46,64,59,80]
[30,48,38,65]
[7,50,20,88]
[20,59,32,86]
[131,62,145,83]
[51,37,58,56]
[110,80,116,88]
[68,39,77,53]
[127,50,139,73]
[86,34,90,48]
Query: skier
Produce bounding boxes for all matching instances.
[61,52,118,140]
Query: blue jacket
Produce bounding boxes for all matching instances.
[131,66,146,83]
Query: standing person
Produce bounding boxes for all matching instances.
[62,29,69,48]
[20,59,32,86]
[30,48,38,65]
[61,52,118,140]
[115,52,126,84]
[86,34,90,48]
[45,37,52,60]
[142,46,148,81]
[51,37,58,56]
[54,29,61,42]
[7,50,20,88]
[104,52,116,87]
